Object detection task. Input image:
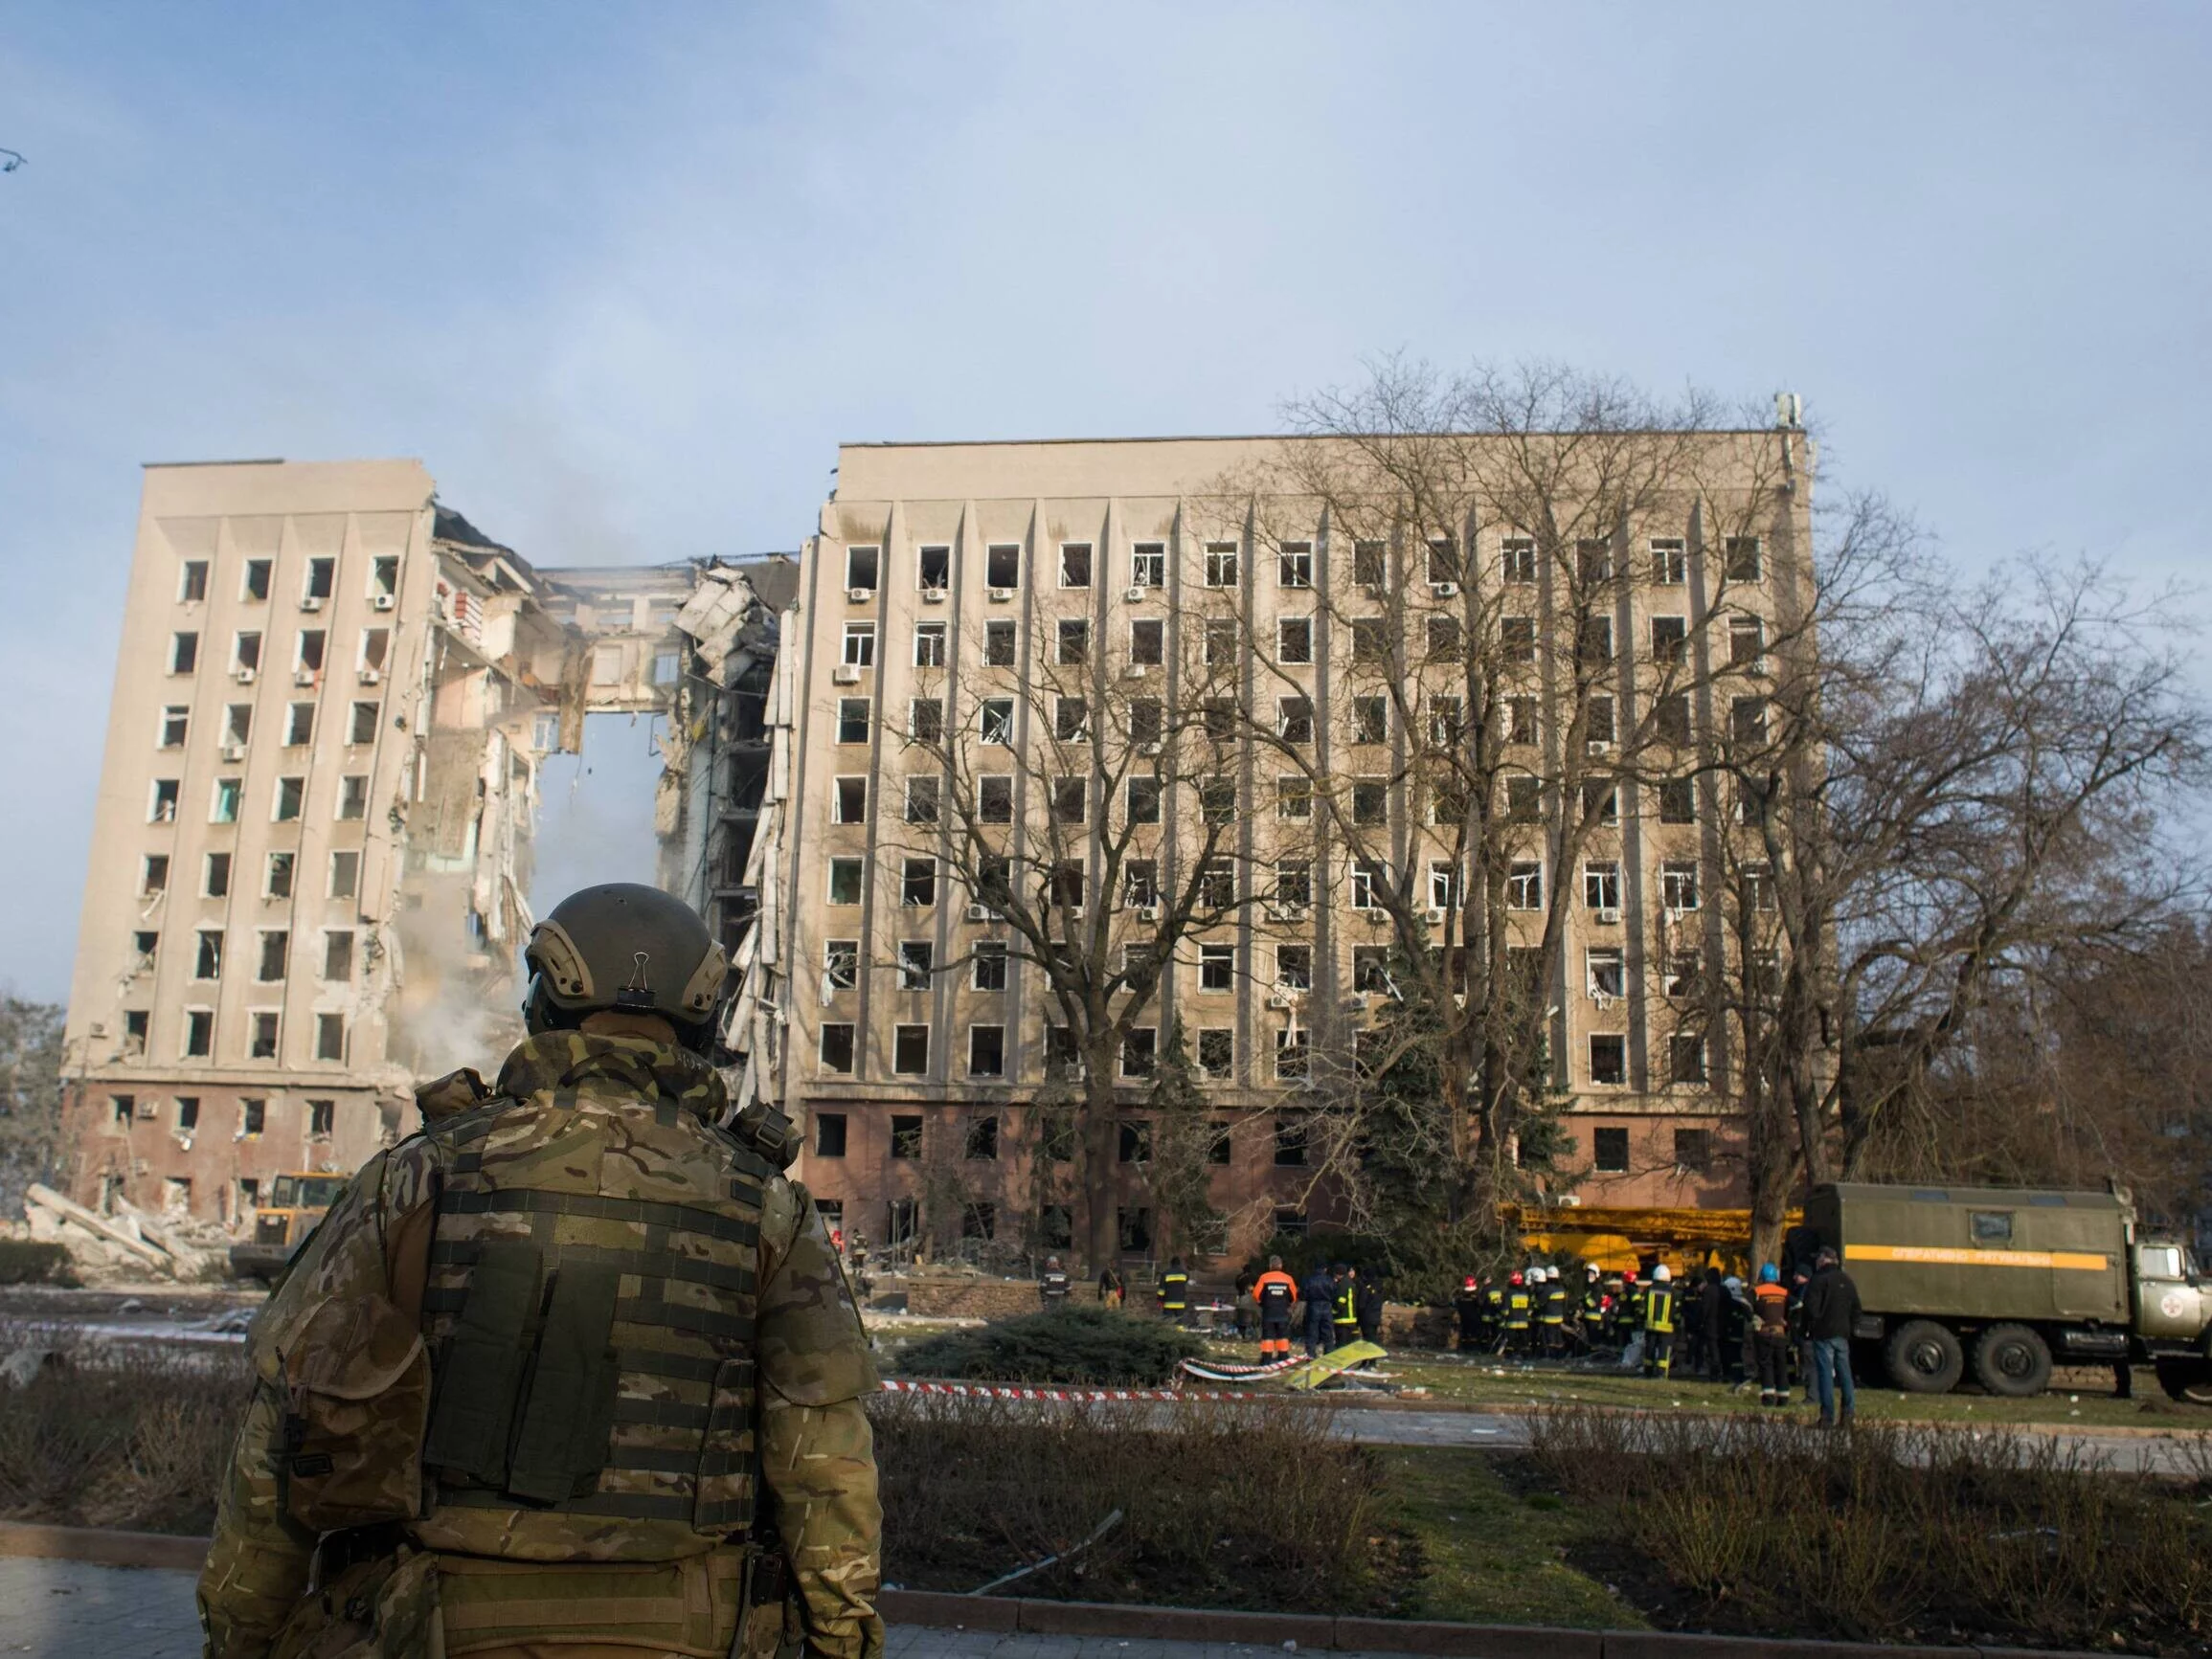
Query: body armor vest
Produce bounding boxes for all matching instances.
[410,1041,775,1559]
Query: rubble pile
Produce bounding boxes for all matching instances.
[23,1183,227,1282]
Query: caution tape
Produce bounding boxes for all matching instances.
[879,1378,1265,1403]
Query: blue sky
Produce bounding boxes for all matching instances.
[2,4,2207,1001]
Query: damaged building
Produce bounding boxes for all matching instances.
[56,459,791,1225]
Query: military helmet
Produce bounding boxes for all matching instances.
[523,883,729,1053]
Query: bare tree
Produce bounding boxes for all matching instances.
[1200,358,1798,1246]
[0,998,64,1215]
[883,576,1286,1271]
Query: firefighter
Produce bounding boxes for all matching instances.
[1331,1264,1360,1348]
[1481,1274,1506,1349]
[1501,1270,1533,1356]
[1751,1262,1792,1404]
[1453,1275,1485,1352]
[1538,1266,1569,1357]
[1253,1255,1299,1359]
[1039,1254,1072,1308]
[1640,1264,1678,1378]
[1157,1255,1191,1324]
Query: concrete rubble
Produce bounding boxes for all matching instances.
[23,1183,226,1283]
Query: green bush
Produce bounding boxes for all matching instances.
[894,1305,1202,1386]
[0,1242,72,1287]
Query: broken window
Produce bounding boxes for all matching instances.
[973,943,1007,991]
[348,702,378,745]
[1652,538,1687,585]
[211,778,241,823]
[1205,619,1238,665]
[968,1030,1005,1080]
[1275,945,1313,991]
[266,851,295,899]
[910,698,943,743]
[1131,543,1165,588]
[1500,538,1537,585]
[1506,862,1543,910]
[1656,693,1692,746]
[981,698,1014,745]
[1277,617,1313,663]
[1584,862,1622,910]
[823,939,859,993]
[1429,861,1460,909]
[842,624,874,667]
[1126,775,1161,823]
[281,703,312,747]
[327,849,358,899]
[1059,543,1093,588]
[221,705,251,747]
[1128,698,1162,745]
[1053,697,1087,741]
[1201,779,1236,823]
[159,706,189,748]
[984,620,1017,666]
[814,1113,847,1158]
[274,776,304,821]
[1743,862,1778,912]
[251,1011,280,1059]
[238,1097,265,1134]
[1675,1127,1713,1170]
[1577,539,1614,585]
[1589,1034,1627,1086]
[1120,1028,1158,1079]
[202,852,230,898]
[1277,542,1313,588]
[1349,859,1385,910]
[150,778,180,822]
[1130,617,1163,665]
[1350,696,1388,745]
[233,631,262,674]
[819,1024,855,1073]
[896,940,932,991]
[1275,774,1311,821]
[846,545,879,592]
[304,557,335,602]
[917,545,950,592]
[985,544,1021,589]
[892,1025,930,1075]
[977,773,1013,823]
[1350,618,1389,663]
[1580,777,1619,825]
[297,630,326,674]
[371,555,398,598]
[142,854,170,897]
[1270,861,1308,908]
[181,1010,213,1058]
[337,775,366,821]
[1670,1038,1707,1087]
[1351,778,1388,825]
[193,930,223,980]
[1203,698,1236,740]
[258,930,288,982]
[1724,538,1762,583]
[1577,616,1614,666]
[905,775,940,824]
[901,858,936,907]
[1278,696,1314,744]
[1729,615,1766,669]
[1427,616,1462,662]
[913,623,946,667]
[1592,1126,1631,1172]
[323,930,353,981]
[1056,618,1089,664]
[175,1095,199,1132]
[1426,537,1461,585]
[837,699,869,744]
[1353,540,1388,585]
[827,858,863,905]
[1659,776,1697,823]
[360,628,389,675]
[1661,860,1701,912]
[308,1099,335,1136]
[170,632,200,675]
[1588,947,1626,998]
[1274,1029,1310,1082]
[1205,543,1239,587]
[1124,860,1159,908]
[1506,775,1542,821]
[1651,615,1688,664]
[1501,616,1536,663]
[832,777,867,823]
[240,558,271,602]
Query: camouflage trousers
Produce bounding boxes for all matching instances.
[269,1543,799,1659]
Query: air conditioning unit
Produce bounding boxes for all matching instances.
[1121,662,1149,680]
[292,667,318,686]
[1427,908,1447,926]
[1431,581,1460,597]
[357,668,381,685]
[1343,993,1369,1014]
[234,667,258,684]
[1269,902,1309,923]
[136,1099,159,1119]
[1137,740,1160,756]
[1124,586,1146,602]
[218,743,247,763]
[372,594,396,612]
[1136,905,1159,922]
[1065,905,1085,920]
[299,595,325,613]
[1266,993,1294,1011]
[987,587,1014,603]
[831,664,863,685]
[1364,582,1387,599]
[847,587,874,603]
[920,587,947,604]
[1595,907,1622,926]
[965,904,994,922]
[1587,738,1613,754]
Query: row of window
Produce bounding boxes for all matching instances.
[107,1091,338,1137]
[167,625,392,682]
[839,613,1768,674]
[175,554,399,608]
[140,847,363,901]
[842,536,1765,597]
[116,1005,350,1063]
[149,772,371,824]
[131,925,357,984]
[158,699,383,751]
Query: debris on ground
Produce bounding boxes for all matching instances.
[23,1183,228,1282]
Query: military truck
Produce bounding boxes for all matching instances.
[1801,1181,2212,1402]
[226,1171,350,1281]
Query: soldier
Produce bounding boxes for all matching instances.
[197,884,883,1659]
[1039,1254,1072,1308]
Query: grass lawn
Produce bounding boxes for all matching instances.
[1370,1446,1641,1629]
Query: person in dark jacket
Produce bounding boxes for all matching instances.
[1696,1267,1728,1380]
[1800,1246,1862,1426]
[1039,1255,1072,1308]
[1232,1265,1259,1340]
[1453,1276,1485,1351]
[1298,1264,1336,1357]
[1354,1271,1386,1345]
[1331,1265,1361,1348]
[1750,1264,1792,1404]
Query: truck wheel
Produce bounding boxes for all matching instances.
[1971,1324,2052,1397]
[1886,1319,1965,1393]
[2156,1357,2212,1406]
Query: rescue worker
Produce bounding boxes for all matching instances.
[1098,1263,1126,1309]
[1538,1266,1569,1358]
[1720,1274,1752,1385]
[1501,1270,1533,1356]
[1612,1267,1639,1348]
[1696,1266,1729,1380]
[1640,1263,1678,1378]
[1231,1265,1259,1341]
[1330,1265,1360,1349]
[1354,1268,1385,1346]
[1253,1255,1299,1359]
[1453,1275,1485,1352]
[1480,1274,1506,1349]
[1750,1263,1792,1405]
[1157,1255,1192,1324]
[196,883,882,1659]
[1298,1262,1336,1357]
[1040,1254,1072,1308]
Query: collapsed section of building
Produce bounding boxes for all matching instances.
[56,460,791,1232]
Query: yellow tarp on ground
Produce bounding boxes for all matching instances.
[1276,1339,1389,1391]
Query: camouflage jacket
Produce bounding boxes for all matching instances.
[198,1031,883,1659]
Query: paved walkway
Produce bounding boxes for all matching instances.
[0,1558,1427,1659]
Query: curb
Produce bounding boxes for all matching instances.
[0,1524,2115,1659]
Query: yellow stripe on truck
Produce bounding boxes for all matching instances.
[1846,1244,2110,1271]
